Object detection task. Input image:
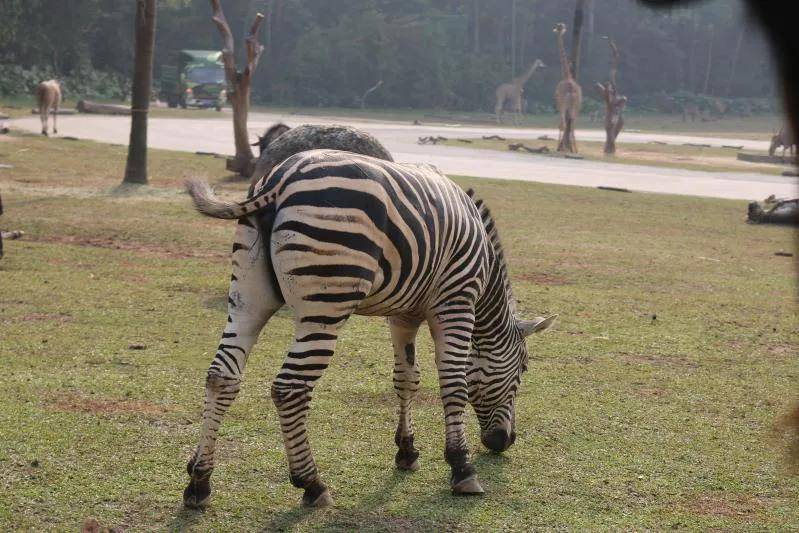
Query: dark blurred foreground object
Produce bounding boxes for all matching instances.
[637,1,798,141]
[747,196,799,226]
[248,123,394,194]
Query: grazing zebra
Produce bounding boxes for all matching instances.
[183,150,556,508]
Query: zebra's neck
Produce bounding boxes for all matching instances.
[474,250,517,342]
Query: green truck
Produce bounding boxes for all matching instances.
[161,50,226,111]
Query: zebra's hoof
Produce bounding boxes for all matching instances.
[183,477,212,509]
[302,484,334,507]
[395,457,420,471]
[451,475,485,496]
[395,448,420,471]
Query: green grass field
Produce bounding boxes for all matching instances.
[1,133,797,531]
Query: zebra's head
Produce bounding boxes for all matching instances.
[468,314,557,453]
[465,188,557,452]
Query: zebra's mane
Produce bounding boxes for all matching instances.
[466,189,517,314]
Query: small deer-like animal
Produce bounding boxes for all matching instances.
[769,125,796,158]
[35,80,62,136]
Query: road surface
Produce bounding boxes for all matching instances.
[11,111,798,200]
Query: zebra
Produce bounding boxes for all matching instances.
[183,149,556,508]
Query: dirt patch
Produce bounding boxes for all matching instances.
[682,494,768,520]
[515,271,570,286]
[637,387,672,398]
[618,352,700,368]
[766,343,798,360]
[47,392,173,415]
[0,312,72,324]
[31,234,225,260]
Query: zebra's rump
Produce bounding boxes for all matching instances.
[260,150,489,317]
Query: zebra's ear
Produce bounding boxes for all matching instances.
[518,315,558,337]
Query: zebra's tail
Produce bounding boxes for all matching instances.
[185,178,275,220]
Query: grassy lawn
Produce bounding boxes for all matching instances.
[1,133,797,531]
[441,137,792,175]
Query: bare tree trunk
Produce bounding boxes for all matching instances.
[472,0,480,54]
[511,0,517,77]
[703,23,714,95]
[687,15,699,92]
[123,0,156,185]
[210,0,264,177]
[597,38,626,155]
[726,27,745,96]
[571,0,586,81]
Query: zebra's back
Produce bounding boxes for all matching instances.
[259,150,490,318]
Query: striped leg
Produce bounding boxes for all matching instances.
[271,320,343,507]
[184,219,282,508]
[390,316,423,471]
[430,302,484,495]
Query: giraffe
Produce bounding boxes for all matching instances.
[494,59,546,124]
[553,23,582,153]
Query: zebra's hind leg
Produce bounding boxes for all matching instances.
[390,316,423,471]
[184,218,282,508]
[429,303,484,496]
[271,318,346,507]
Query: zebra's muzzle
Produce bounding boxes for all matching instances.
[481,428,516,453]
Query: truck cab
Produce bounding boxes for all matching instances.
[161,50,226,111]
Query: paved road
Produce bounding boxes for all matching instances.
[11,111,798,200]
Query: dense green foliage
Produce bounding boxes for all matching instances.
[0,0,778,111]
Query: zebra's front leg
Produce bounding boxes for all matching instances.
[184,218,282,508]
[271,320,342,507]
[390,316,423,471]
[429,305,484,495]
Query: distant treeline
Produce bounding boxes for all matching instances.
[0,0,779,111]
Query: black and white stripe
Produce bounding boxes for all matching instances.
[183,149,555,508]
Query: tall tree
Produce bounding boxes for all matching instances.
[570,0,586,81]
[210,0,264,177]
[123,0,156,185]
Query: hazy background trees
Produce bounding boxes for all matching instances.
[0,0,778,113]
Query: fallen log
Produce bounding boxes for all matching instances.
[456,138,473,143]
[597,186,632,193]
[0,230,24,240]
[747,196,799,225]
[737,152,794,165]
[722,145,744,150]
[76,100,131,115]
[508,143,549,154]
[482,135,506,141]
[29,108,76,115]
[683,143,712,148]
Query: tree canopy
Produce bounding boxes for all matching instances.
[0,0,778,111]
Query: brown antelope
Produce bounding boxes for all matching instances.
[35,80,62,136]
[769,125,796,158]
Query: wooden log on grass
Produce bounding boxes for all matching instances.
[76,100,131,115]
[508,143,550,154]
[737,152,795,165]
[29,108,76,115]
